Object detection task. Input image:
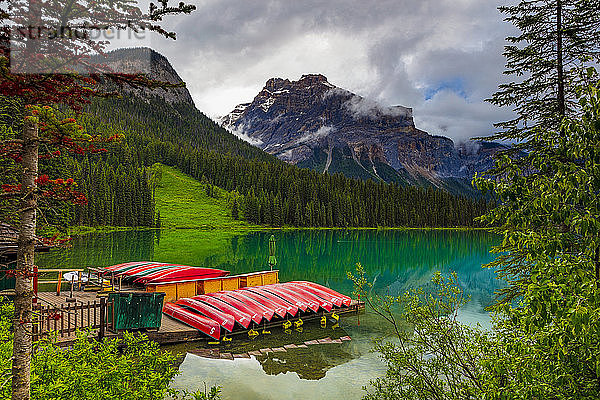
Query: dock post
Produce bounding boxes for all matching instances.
[98,297,106,341]
[33,266,38,304]
[56,270,62,296]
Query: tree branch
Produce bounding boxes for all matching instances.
[0,139,23,145]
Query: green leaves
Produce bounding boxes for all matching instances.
[472,83,600,398]
[360,82,600,399]
[0,299,182,400]
[350,265,491,400]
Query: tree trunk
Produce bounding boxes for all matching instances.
[12,118,38,400]
[557,0,565,119]
[595,246,600,289]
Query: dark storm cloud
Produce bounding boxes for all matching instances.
[150,0,516,143]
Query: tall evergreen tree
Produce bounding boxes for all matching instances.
[488,0,600,143]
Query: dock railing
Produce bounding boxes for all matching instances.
[87,267,122,292]
[35,267,85,297]
[32,297,112,342]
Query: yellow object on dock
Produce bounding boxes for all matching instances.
[147,270,280,302]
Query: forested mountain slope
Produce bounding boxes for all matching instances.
[0,48,490,229]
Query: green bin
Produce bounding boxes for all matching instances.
[108,292,165,331]
[0,266,15,292]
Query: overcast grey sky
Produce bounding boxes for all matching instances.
[149,0,517,144]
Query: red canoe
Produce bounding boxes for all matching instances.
[116,263,175,277]
[149,270,229,283]
[288,283,343,307]
[176,298,235,332]
[223,291,276,320]
[192,295,252,329]
[260,285,313,313]
[135,267,229,283]
[163,303,221,340]
[242,287,299,317]
[277,284,333,312]
[104,261,158,272]
[113,262,164,274]
[134,266,191,282]
[235,290,287,318]
[200,294,262,325]
[270,285,321,313]
[205,292,268,323]
[275,284,331,312]
[291,281,352,306]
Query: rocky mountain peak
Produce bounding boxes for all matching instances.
[93,47,194,105]
[299,73,330,84]
[222,74,504,193]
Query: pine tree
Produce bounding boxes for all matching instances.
[488,0,600,142]
[231,198,239,220]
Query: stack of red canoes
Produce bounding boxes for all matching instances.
[162,281,353,340]
[101,261,229,284]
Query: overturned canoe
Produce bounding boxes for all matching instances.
[241,287,299,317]
[288,282,343,307]
[192,295,253,329]
[176,298,235,332]
[224,291,279,320]
[117,264,179,277]
[206,292,270,323]
[103,261,159,272]
[259,286,311,313]
[163,303,221,340]
[291,281,352,307]
[135,267,229,284]
[236,290,287,318]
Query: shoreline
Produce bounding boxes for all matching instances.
[66,225,490,237]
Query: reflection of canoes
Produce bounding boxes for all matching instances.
[176,298,235,332]
[192,295,252,329]
[163,303,221,340]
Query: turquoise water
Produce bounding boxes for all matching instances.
[36,229,500,399]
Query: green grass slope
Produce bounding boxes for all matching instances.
[152,163,258,230]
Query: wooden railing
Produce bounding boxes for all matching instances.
[32,298,111,342]
[88,267,122,292]
[34,267,86,297]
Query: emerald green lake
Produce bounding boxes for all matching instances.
[37,229,500,399]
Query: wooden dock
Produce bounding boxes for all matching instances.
[35,289,364,347]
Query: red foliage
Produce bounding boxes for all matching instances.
[2,183,21,192]
[0,0,195,236]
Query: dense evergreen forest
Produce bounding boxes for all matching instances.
[1,94,490,229]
